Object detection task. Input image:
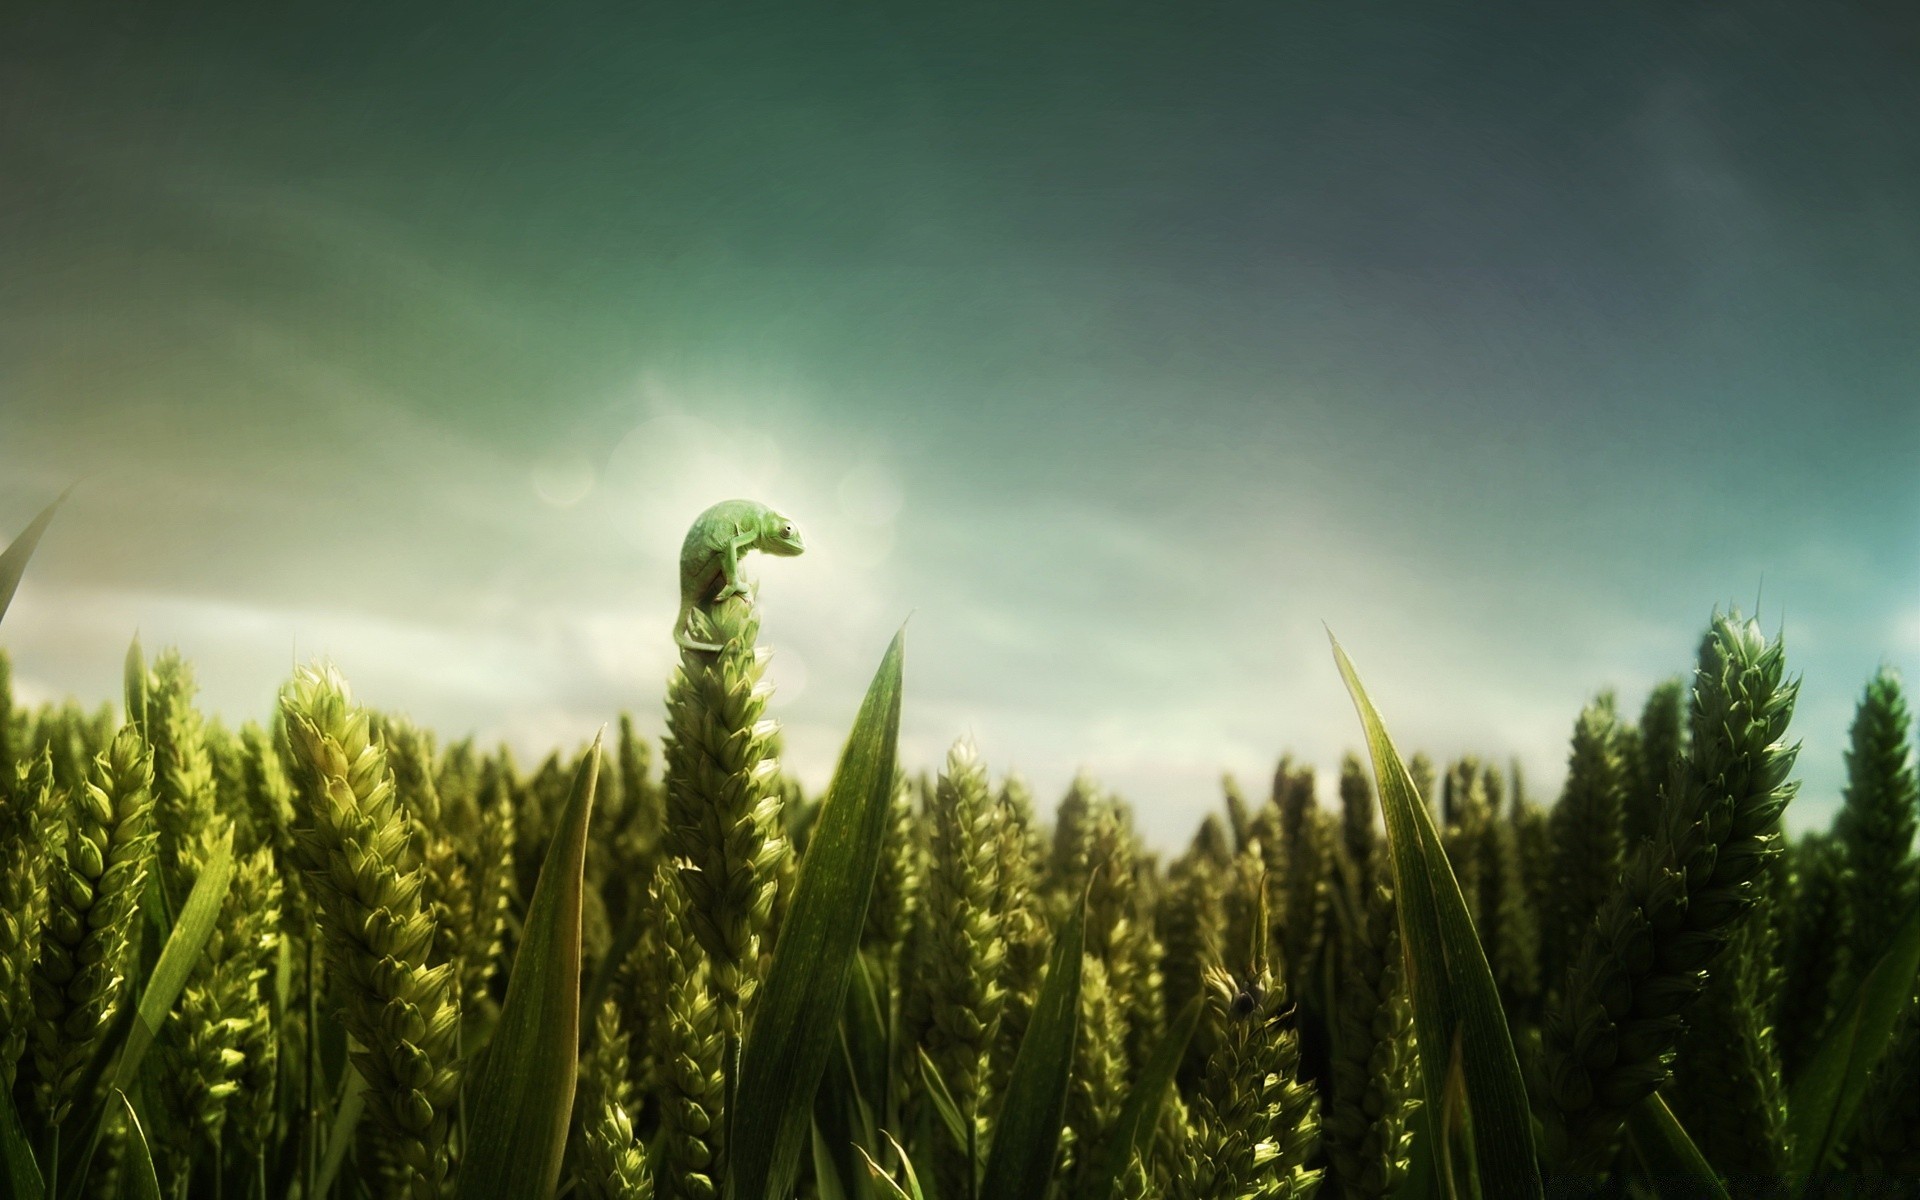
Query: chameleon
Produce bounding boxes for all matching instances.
[674,498,805,652]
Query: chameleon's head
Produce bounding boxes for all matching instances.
[760,510,805,557]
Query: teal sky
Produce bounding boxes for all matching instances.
[3,1,1917,845]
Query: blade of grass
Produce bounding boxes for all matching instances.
[812,1121,849,1200]
[814,1029,864,1200]
[111,828,233,1095]
[916,1049,970,1164]
[856,1152,914,1200]
[113,1091,161,1200]
[977,898,1083,1200]
[840,1039,885,1200]
[844,953,889,1125]
[1398,1104,1441,1200]
[1332,633,1543,1200]
[857,1134,927,1200]
[62,827,234,1199]
[1086,996,1202,1200]
[578,909,645,1049]
[0,487,68,628]
[1787,894,1920,1185]
[1625,1094,1729,1200]
[1437,1031,1480,1200]
[455,733,602,1200]
[1,1082,44,1200]
[317,1065,366,1199]
[727,630,905,1200]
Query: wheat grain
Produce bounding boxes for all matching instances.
[29,725,155,1128]
[281,664,461,1199]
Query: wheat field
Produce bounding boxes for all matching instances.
[1,497,1917,1200]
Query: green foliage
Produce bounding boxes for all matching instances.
[727,630,902,1200]
[1156,848,1223,1065]
[153,832,273,1186]
[1479,805,1540,1021]
[1630,678,1687,849]
[1546,695,1628,988]
[146,651,219,913]
[7,513,1920,1200]
[459,736,601,1200]
[30,725,156,1130]
[578,1002,654,1200]
[978,899,1082,1200]
[989,775,1048,1097]
[908,736,1006,1169]
[1334,635,1543,1200]
[1324,882,1415,1200]
[1622,1095,1728,1200]
[1776,834,1848,1081]
[1834,667,1918,990]
[1086,996,1200,1200]
[1669,899,1792,1186]
[1063,954,1127,1194]
[2,1077,45,1200]
[1544,612,1799,1176]
[1164,944,1321,1199]
[1,750,62,1090]
[1787,894,1920,1182]
[1338,753,1375,880]
[282,665,462,1199]
[1847,1001,1920,1180]
[651,864,726,1200]
[0,489,66,630]
[113,1091,161,1200]
[662,596,787,1047]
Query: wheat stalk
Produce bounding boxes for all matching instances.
[1166,889,1322,1200]
[1544,611,1798,1172]
[661,596,786,1044]
[29,725,155,1128]
[1324,881,1415,1200]
[1,748,62,1090]
[280,664,460,1200]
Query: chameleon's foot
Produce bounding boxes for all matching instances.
[712,583,751,604]
[675,631,724,654]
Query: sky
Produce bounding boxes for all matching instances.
[2,0,1917,846]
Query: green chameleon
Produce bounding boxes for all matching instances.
[675,498,805,652]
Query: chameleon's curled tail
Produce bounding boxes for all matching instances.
[674,601,723,654]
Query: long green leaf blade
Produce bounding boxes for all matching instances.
[857,1133,927,1200]
[113,827,235,1094]
[978,898,1083,1200]
[63,827,234,1198]
[1332,634,1543,1200]
[113,1091,161,1200]
[812,1120,850,1200]
[1087,997,1201,1200]
[728,629,905,1200]
[1438,1030,1478,1200]
[0,488,67,628]
[916,1048,970,1159]
[455,734,602,1200]
[843,952,889,1127]
[1625,1094,1729,1200]
[0,1082,44,1200]
[1787,895,1920,1183]
[317,1066,366,1200]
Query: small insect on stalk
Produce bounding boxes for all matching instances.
[1164,874,1323,1200]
